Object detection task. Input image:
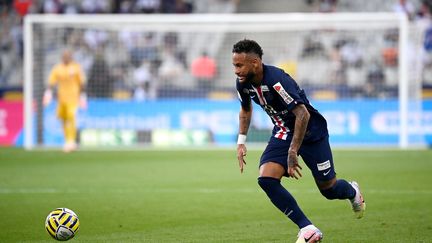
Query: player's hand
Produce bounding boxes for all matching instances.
[287,149,302,179]
[237,144,247,173]
[43,89,52,106]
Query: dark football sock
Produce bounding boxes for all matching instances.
[258,177,312,229]
[320,179,356,200]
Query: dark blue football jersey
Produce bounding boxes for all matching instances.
[236,64,328,143]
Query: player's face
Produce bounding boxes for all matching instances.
[62,51,72,64]
[232,52,259,84]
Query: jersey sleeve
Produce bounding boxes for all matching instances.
[271,72,304,111]
[236,79,251,109]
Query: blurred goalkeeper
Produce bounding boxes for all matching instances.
[43,50,87,153]
[233,39,365,243]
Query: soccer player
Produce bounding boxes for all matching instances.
[233,39,365,243]
[43,50,87,152]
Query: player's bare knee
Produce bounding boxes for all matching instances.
[259,162,285,178]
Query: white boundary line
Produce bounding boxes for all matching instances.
[1,188,430,195]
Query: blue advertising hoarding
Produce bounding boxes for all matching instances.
[42,99,432,146]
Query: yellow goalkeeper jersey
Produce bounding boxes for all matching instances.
[48,61,85,105]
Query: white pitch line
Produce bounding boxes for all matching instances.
[0,188,431,195]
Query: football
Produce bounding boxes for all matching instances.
[45,208,80,241]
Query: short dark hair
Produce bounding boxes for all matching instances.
[232,39,263,59]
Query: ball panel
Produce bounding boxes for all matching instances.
[50,209,63,216]
[59,214,72,225]
[56,226,75,241]
[45,223,56,239]
[45,217,59,239]
[62,208,78,217]
[66,216,79,232]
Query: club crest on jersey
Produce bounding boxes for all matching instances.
[242,88,249,94]
[261,85,269,92]
[273,82,293,104]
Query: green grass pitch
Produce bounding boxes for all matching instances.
[1,147,431,242]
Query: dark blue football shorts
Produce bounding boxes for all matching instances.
[259,136,336,181]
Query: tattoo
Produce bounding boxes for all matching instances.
[239,105,252,135]
[288,152,296,167]
[290,105,310,152]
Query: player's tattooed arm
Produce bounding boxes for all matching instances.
[239,103,252,135]
[288,104,310,179]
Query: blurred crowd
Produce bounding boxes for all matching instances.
[292,0,432,98]
[1,0,432,100]
[3,0,198,15]
[0,0,237,100]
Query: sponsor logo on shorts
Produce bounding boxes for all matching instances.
[317,160,331,171]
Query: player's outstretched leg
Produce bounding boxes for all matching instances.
[296,225,323,243]
[318,178,365,219]
[349,181,366,219]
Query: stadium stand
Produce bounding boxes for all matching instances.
[0,0,240,99]
[0,0,431,100]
